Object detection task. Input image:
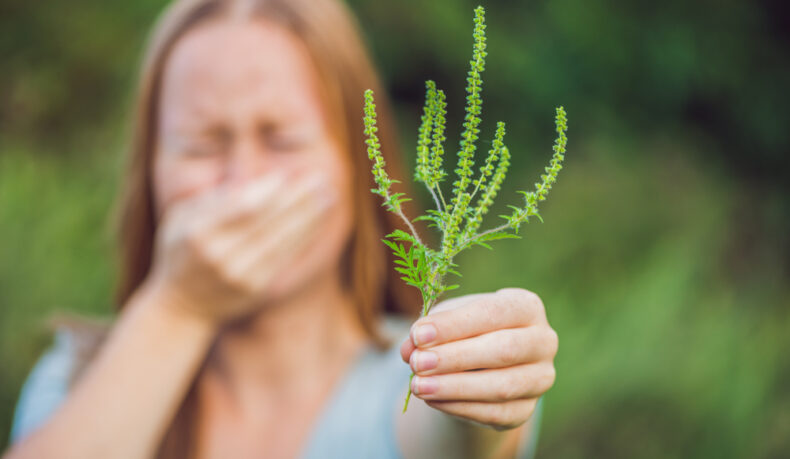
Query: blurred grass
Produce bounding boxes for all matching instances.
[1,0,789,457]
[0,146,117,445]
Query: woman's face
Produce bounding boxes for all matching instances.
[153,18,353,302]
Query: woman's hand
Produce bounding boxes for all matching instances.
[400,288,558,431]
[143,171,334,327]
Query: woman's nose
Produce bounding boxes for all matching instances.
[223,137,270,184]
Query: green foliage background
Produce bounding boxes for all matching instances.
[1,0,788,456]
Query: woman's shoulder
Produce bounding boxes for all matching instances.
[350,313,413,402]
[378,313,412,347]
[365,313,414,384]
[9,321,108,444]
[300,313,413,459]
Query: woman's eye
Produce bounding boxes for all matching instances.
[259,123,310,152]
[185,144,216,157]
[182,138,225,157]
[262,132,304,152]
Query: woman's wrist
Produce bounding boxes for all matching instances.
[131,279,221,340]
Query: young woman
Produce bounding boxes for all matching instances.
[5,0,558,457]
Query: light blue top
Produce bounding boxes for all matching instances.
[9,316,541,458]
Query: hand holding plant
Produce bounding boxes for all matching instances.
[363,5,567,416]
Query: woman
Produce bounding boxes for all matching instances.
[5,0,558,457]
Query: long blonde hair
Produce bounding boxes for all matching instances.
[110,0,421,456]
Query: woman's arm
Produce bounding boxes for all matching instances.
[3,172,333,459]
[4,283,216,459]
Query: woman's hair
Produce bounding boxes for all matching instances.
[110,0,421,456]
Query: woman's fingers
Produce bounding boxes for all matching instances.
[411,362,556,402]
[425,398,538,431]
[228,186,333,282]
[409,326,558,375]
[169,172,287,232]
[206,172,327,255]
[409,289,548,349]
[406,290,558,429]
[145,170,336,324]
[236,172,329,227]
[400,336,416,364]
[400,295,490,363]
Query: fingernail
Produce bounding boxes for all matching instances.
[412,376,438,395]
[411,350,438,372]
[412,324,437,347]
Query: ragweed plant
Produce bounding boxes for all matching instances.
[363,5,569,412]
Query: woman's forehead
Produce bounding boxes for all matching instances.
[160,18,324,123]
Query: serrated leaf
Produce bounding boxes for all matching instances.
[382,239,399,252]
[387,229,417,244]
[477,232,521,242]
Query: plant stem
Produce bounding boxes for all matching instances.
[428,186,442,213]
[394,207,424,246]
[461,222,511,248]
[436,186,448,211]
[404,278,440,412]
[403,372,415,412]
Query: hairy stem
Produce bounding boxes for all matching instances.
[428,187,442,213]
[396,209,424,246]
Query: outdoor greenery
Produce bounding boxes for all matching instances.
[1,0,788,457]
